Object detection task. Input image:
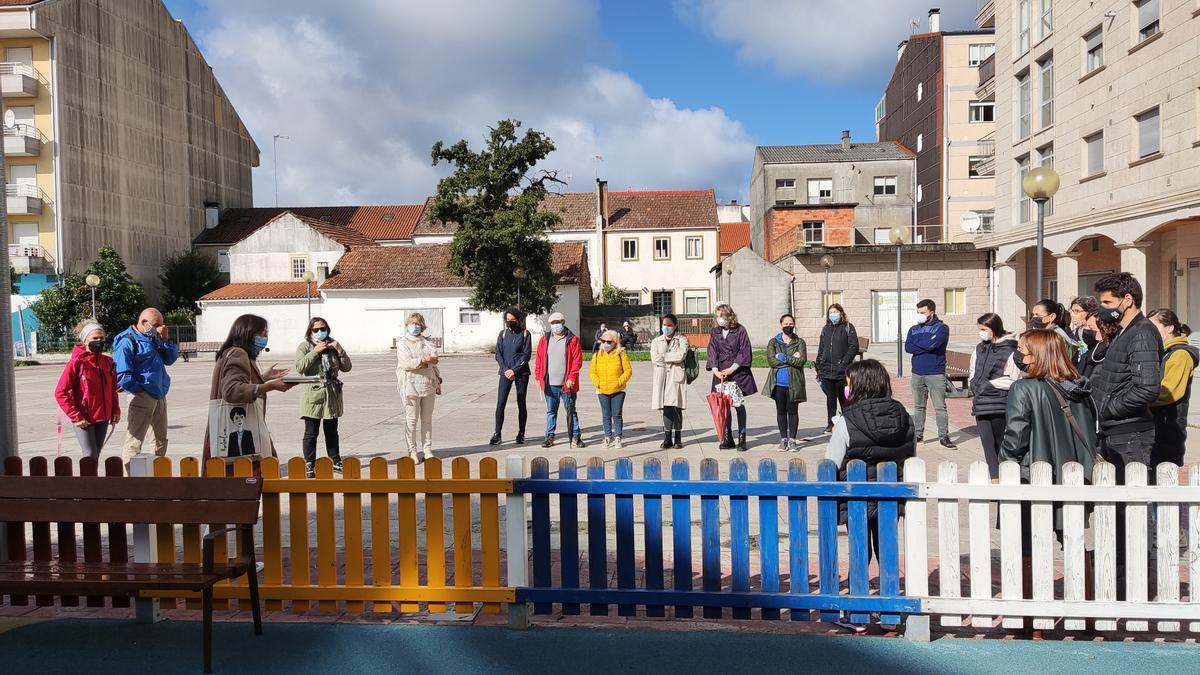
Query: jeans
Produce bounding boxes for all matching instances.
[74,422,109,460]
[723,405,748,442]
[662,406,683,432]
[122,392,169,465]
[598,391,626,438]
[545,385,581,439]
[819,378,847,427]
[772,387,799,440]
[976,414,1006,479]
[911,373,949,438]
[1102,428,1155,587]
[495,374,529,436]
[302,417,341,464]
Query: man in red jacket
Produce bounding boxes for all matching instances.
[533,312,585,448]
[55,320,121,458]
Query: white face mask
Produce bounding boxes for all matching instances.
[600,342,613,352]
[915,313,928,324]
[550,323,565,334]
[979,330,991,342]
[717,317,728,328]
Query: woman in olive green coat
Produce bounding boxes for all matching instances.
[763,313,807,452]
[295,317,352,477]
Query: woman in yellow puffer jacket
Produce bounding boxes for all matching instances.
[590,329,633,449]
[1148,309,1199,466]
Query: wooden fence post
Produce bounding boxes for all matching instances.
[129,454,161,624]
[506,455,529,629]
[902,457,929,642]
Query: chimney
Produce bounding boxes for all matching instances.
[204,201,220,229]
[595,179,609,230]
[728,199,738,205]
[841,130,851,151]
[316,262,328,284]
[928,7,940,33]
[897,40,907,61]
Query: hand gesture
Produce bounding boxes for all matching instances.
[112,410,121,424]
[565,379,576,392]
[313,341,329,353]
[156,325,170,340]
[504,368,515,380]
[328,340,342,353]
[262,378,294,393]
[263,364,289,381]
[793,352,802,360]
[715,370,727,382]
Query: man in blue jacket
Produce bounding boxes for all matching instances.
[905,298,956,449]
[113,308,179,468]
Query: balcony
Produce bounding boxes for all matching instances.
[976,0,995,28]
[3,123,45,156]
[976,53,995,101]
[973,132,996,177]
[6,183,45,215]
[8,243,53,274]
[0,62,41,97]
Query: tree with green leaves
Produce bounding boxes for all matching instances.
[31,246,147,338]
[600,283,627,306]
[428,119,563,315]
[159,249,222,315]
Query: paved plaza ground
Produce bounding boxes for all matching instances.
[15,352,1200,475]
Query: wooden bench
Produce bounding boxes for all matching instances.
[178,341,221,362]
[945,350,972,397]
[0,465,264,673]
[856,336,870,361]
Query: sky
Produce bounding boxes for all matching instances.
[161,0,977,207]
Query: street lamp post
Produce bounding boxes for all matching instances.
[303,270,315,320]
[889,226,908,378]
[85,274,101,319]
[1022,166,1060,305]
[820,254,833,300]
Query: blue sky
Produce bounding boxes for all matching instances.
[159,0,976,206]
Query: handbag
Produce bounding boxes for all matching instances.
[208,397,269,460]
[1047,381,1101,464]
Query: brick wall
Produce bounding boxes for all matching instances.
[766,206,857,260]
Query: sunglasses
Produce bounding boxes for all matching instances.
[601,339,615,344]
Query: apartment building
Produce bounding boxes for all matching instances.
[977,0,1200,328]
[876,9,997,245]
[1,0,258,294]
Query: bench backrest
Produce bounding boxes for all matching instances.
[858,336,870,354]
[0,476,262,525]
[945,350,972,371]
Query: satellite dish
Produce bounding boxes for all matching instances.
[960,212,982,233]
[3,109,15,129]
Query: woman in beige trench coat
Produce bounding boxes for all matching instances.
[651,313,689,449]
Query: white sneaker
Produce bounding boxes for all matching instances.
[789,438,802,452]
[614,437,623,450]
[603,436,613,449]
[777,440,790,452]
[421,448,433,462]
[407,449,419,464]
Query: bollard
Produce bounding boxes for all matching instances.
[904,614,931,642]
[129,455,162,623]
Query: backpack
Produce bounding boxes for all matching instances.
[683,346,700,384]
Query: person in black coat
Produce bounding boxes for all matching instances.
[619,322,637,351]
[815,303,859,433]
[1068,296,1100,369]
[491,308,533,446]
[968,313,1019,479]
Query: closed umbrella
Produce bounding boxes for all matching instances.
[706,390,732,444]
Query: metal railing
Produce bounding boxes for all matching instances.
[977,53,995,86]
[2,123,47,143]
[977,131,995,157]
[0,62,37,78]
[7,243,42,258]
[5,183,46,201]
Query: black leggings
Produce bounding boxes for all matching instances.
[302,417,341,464]
[820,378,847,426]
[662,406,683,432]
[976,414,1006,479]
[772,387,799,439]
[723,406,748,440]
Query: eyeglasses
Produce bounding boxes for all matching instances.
[600,340,614,344]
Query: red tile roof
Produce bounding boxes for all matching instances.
[606,189,718,231]
[200,281,320,302]
[413,193,598,236]
[719,221,751,255]
[195,204,425,246]
[322,242,587,290]
[288,213,379,249]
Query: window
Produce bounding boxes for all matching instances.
[624,291,641,306]
[873,228,892,245]
[1017,155,1031,222]
[1018,0,1031,53]
[916,82,923,102]
[686,236,703,259]
[968,43,995,66]
[821,291,843,308]
[1084,27,1104,73]
[1038,57,1054,129]
[1136,0,1160,43]
[621,238,638,261]
[1038,0,1053,40]
[916,134,924,152]
[775,199,796,206]
[290,257,307,280]
[652,291,674,316]
[968,156,988,178]
[775,178,795,189]
[317,262,329,279]
[943,288,967,315]
[873,176,897,196]
[978,211,995,233]
[1017,71,1031,139]
[807,178,833,204]
[459,307,480,325]
[875,96,886,123]
[1135,107,1160,158]
[916,184,923,202]
[802,221,824,245]
[683,290,710,315]
[217,250,230,273]
[1038,144,1054,217]
[969,101,995,123]
[1085,131,1104,176]
[653,237,670,260]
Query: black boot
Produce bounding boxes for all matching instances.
[673,429,683,449]
[719,431,735,450]
[737,433,748,452]
[660,429,673,449]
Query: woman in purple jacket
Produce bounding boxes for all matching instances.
[707,303,757,451]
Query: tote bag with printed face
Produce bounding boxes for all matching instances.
[209,397,269,460]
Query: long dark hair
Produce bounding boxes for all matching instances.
[217,314,268,361]
[1035,299,1070,330]
[826,303,846,325]
[305,316,330,341]
[845,359,892,405]
[976,312,1007,338]
[1148,308,1192,337]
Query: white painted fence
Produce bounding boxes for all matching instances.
[905,458,1200,632]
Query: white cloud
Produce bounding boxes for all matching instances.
[193,0,754,206]
[677,0,977,79]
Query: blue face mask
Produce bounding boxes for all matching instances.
[313,330,329,342]
[407,324,422,336]
[252,336,269,355]
[550,323,565,335]
[829,313,840,323]
[662,325,675,336]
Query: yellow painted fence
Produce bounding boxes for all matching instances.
[141,456,514,613]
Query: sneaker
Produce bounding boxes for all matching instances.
[489,433,501,446]
[603,436,613,449]
[777,440,790,453]
[421,448,433,462]
[573,436,587,449]
[515,433,525,445]
[939,436,957,449]
[823,424,834,435]
[332,461,343,475]
[407,449,419,464]
[305,462,315,479]
[542,436,555,448]
[614,437,623,450]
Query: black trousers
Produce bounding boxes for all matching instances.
[819,378,847,427]
[772,387,799,439]
[302,417,341,464]
[662,405,683,432]
[1102,428,1155,587]
[976,414,1007,480]
[495,373,529,436]
[723,406,748,441]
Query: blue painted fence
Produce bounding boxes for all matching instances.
[514,457,920,624]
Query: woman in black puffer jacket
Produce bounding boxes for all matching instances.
[815,303,859,434]
[969,313,1020,479]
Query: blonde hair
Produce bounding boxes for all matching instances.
[406,312,427,331]
[715,303,738,327]
[601,329,624,354]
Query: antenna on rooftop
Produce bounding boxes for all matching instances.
[911,19,920,33]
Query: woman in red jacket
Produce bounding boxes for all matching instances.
[55,320,121,459]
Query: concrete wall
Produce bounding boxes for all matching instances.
[196,300,315,356]
[714,247,793,348]
[604,229,716,314]
[228,214,345,283]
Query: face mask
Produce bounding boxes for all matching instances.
[915,313,928,324]
[87,340,104,354]
[1014,352,1031,373]
[843,386,852,400]
[1097,302,1125,324]
[252,336,269,355]
[829,313,840,323]
[979,331,991,342]
[600,342,613,352]
[507,321,521,332]
[717,317,728,328]
[781,326,795,336]
[1028,316,1045,330]
[313,330,329,342]
[142,326,158,339]
[661,325,675,336]
[550,323,565,335]
[407,324,422,336]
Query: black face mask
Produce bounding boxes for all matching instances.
[507,321,521,332]
[1097,303,1124,324]
[1014,352,1031,372]
[781,326,795,336]
[1028,316,1045,330]
[86,340,104,354]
